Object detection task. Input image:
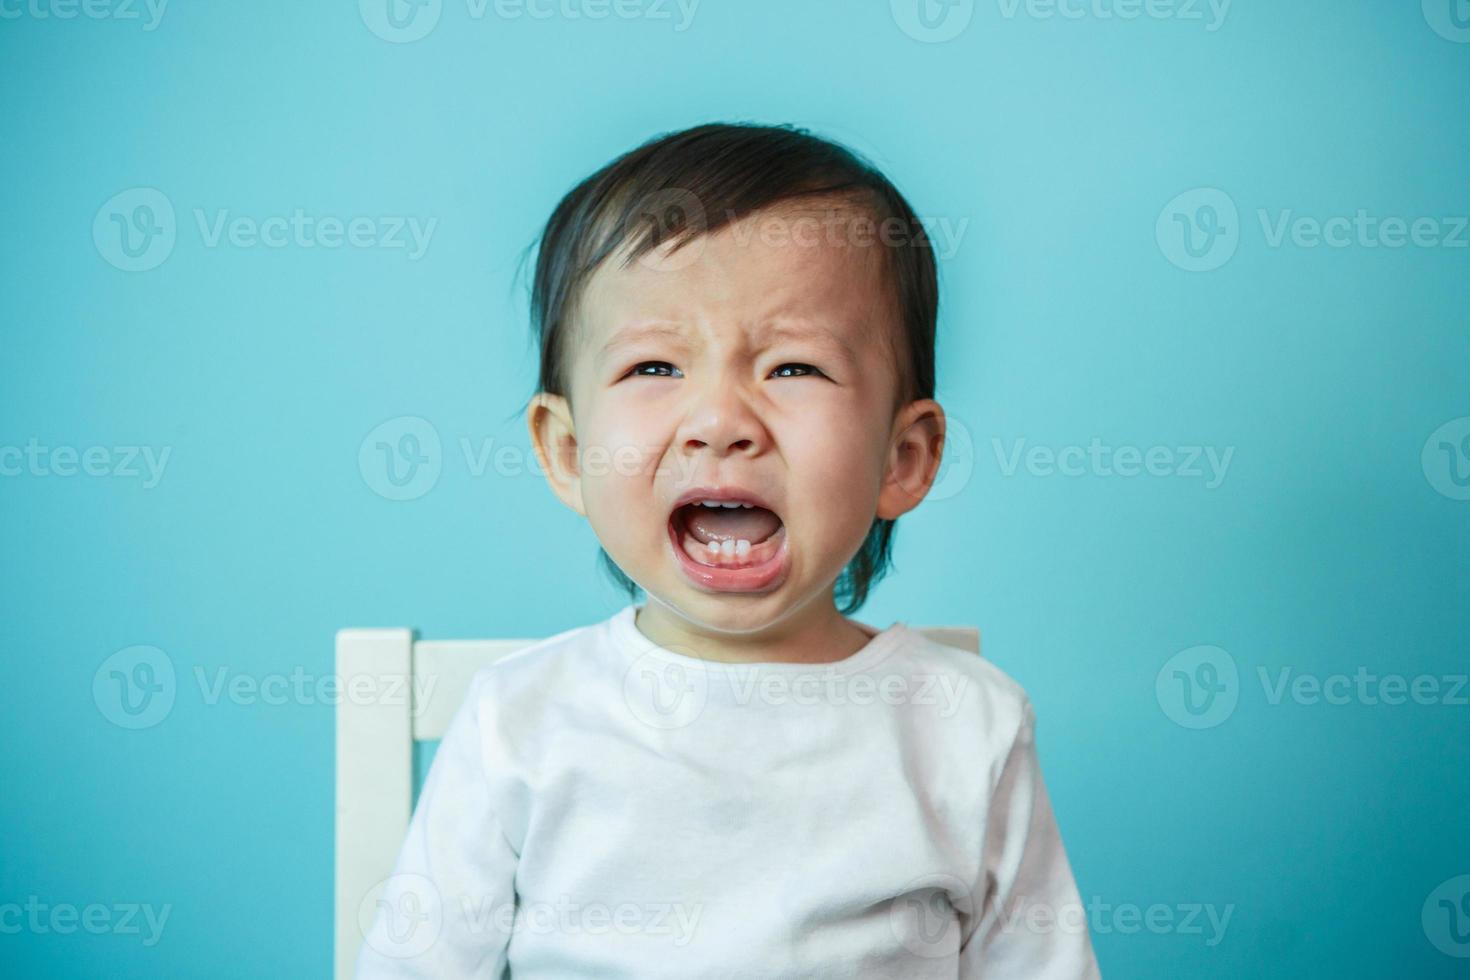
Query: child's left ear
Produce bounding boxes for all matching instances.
[877,399,947,520]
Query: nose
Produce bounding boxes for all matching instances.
[676,379,766,458]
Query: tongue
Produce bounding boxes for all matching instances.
[682,505,781,545]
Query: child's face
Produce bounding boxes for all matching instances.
[530,203,944,633]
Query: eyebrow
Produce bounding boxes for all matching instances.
[597,322,694,361]
[752,320,860,368]
[596,318,862,369]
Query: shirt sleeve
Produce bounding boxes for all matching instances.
[355,672,520,979]
[958,698,1101,978]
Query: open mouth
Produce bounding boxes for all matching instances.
[666,495,790,591]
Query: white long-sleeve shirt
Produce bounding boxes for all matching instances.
[355,603,1100,979]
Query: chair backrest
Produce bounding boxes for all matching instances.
[333,623,980,980]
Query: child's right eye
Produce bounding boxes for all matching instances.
[627,361,682,378]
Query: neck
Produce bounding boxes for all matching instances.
[633,594,874,666]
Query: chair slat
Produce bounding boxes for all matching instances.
[334,628,412,980]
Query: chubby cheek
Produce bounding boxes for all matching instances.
[574,408,672,557]
[783,412,888,561]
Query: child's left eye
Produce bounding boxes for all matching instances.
[627,361,683,378]
[771,363,824,379]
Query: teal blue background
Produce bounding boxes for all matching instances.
[3,1,1468,976]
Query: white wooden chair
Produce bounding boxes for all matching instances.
[333,621,980,980]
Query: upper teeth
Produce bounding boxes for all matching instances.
[699,500,753,508]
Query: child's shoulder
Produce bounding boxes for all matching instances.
[902,624,1029,692]
[884,623,1037,736]
[458,616,610,704]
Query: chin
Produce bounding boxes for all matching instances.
[646,578,831,638]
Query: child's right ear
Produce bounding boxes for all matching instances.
[527,392,586,516]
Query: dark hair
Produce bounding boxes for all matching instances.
[525,122,939,614]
